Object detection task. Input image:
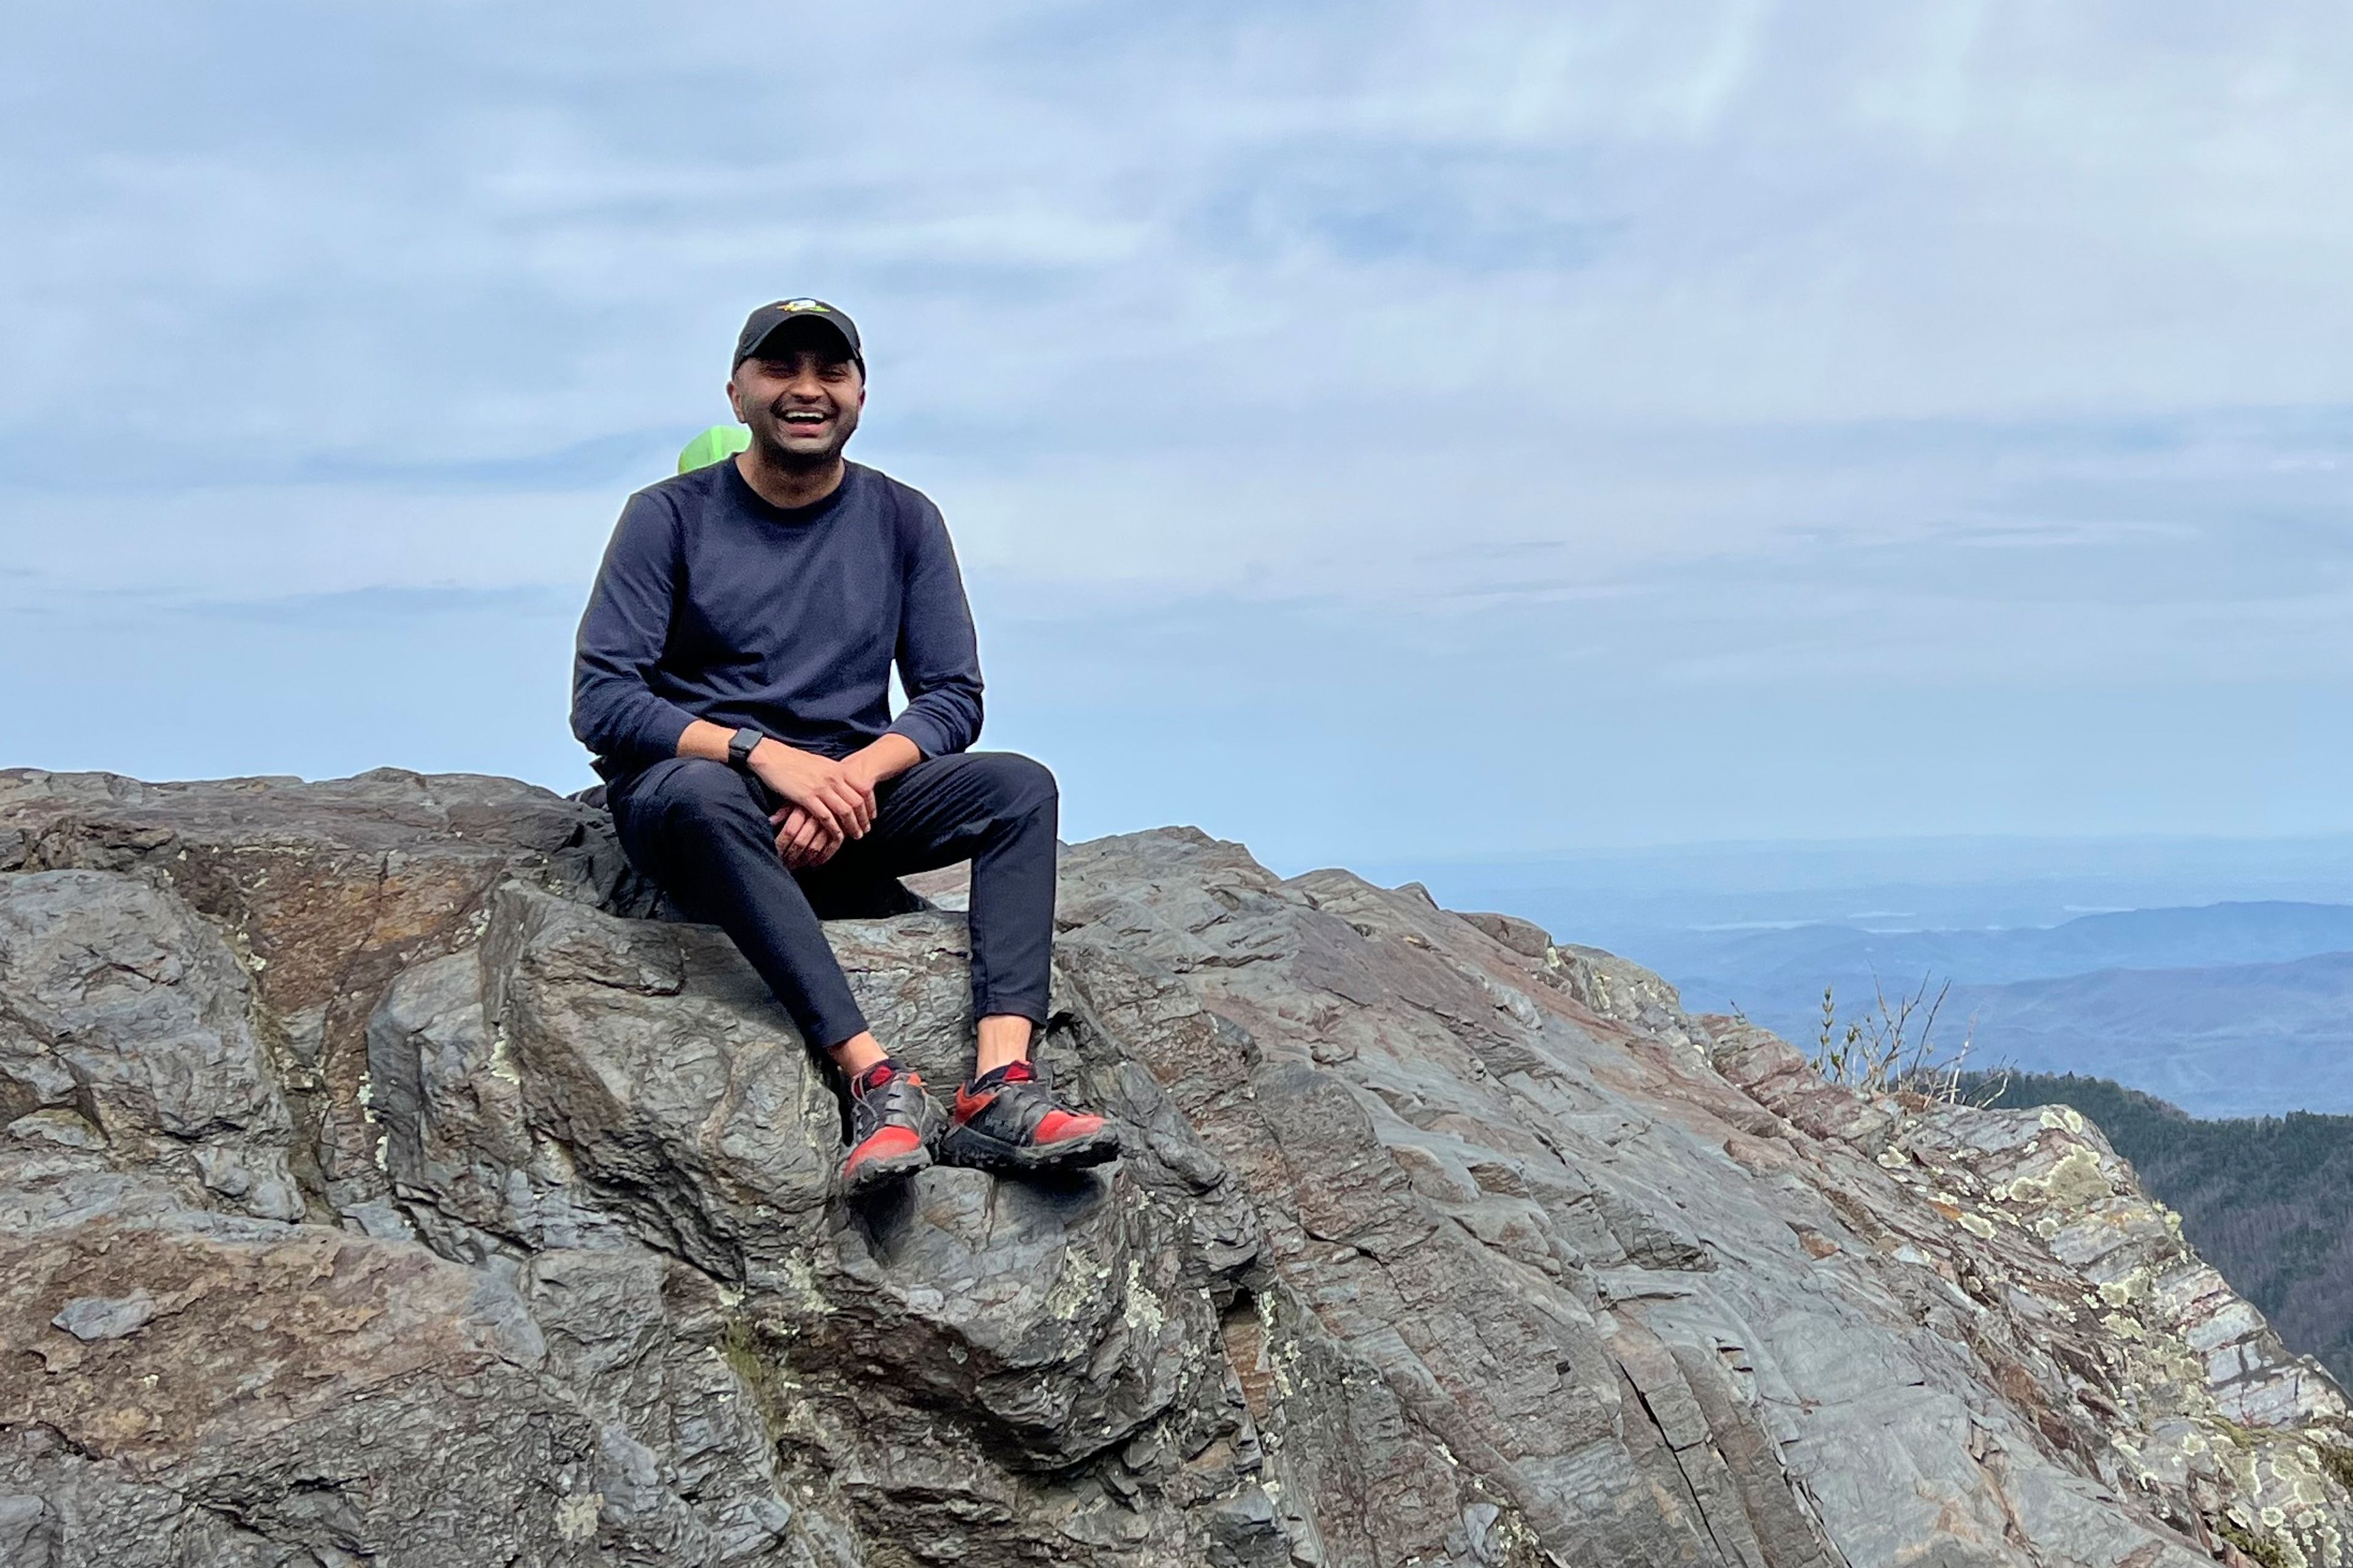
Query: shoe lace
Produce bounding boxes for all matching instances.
[852,1065,928,1140]
[958,1072,1064,1137]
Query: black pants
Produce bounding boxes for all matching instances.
[610,751,1058,1049]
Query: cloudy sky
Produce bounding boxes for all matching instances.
[5,2,2350,866]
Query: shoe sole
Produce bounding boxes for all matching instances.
[939,1123,1122,1175]
[841,1144,934,1198]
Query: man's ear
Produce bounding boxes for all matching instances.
[724,379,743,422]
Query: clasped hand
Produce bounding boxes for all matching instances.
[749,743,875,871]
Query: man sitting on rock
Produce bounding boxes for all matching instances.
[570,298,1118,1195]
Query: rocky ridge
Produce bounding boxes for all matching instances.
[2,767,2350,1568]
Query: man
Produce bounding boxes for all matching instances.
[572,298,1118,1196]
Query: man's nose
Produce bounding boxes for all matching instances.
[781,366,828,400]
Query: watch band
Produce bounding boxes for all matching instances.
[726,727,764,771]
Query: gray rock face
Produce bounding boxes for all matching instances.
[1,868,303,1222]
[4,770,2350,1568]
[0,767,653,1218]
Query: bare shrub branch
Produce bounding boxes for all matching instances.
[1809,972,1990,1103]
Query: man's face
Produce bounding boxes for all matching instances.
[729,337,865,463]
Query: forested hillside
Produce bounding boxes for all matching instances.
[1971,1071,2353,1385]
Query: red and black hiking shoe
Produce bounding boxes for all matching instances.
[940,1059,1121,1175]
[841,1059,943,1197]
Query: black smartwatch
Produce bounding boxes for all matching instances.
[726,727,764,771]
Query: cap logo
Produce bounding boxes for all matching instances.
[778,298,830,312]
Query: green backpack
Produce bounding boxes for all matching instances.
[676,424,751,474]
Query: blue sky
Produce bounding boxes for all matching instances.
[4,2,2350,866]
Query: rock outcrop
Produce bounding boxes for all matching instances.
[4,767,2350,1567]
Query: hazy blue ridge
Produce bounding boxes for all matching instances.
[1966,1072,2353,1390]
[1378,837,2353,948]
[1940,953,2353,1119]
[1396,845,2353,1117]
[1648,901,2353,1007]
[1593,901,2353,1119]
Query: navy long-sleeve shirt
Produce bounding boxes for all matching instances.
[571,458,983,786]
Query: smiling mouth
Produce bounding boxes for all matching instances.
[780,409,830,427]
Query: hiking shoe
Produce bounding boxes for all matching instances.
[841,1058,942,1197]
[941,1059,1121,1175]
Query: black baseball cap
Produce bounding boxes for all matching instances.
[733,298,863,369]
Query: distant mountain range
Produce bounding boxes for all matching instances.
[1371,833,2353,947]
[1639,900,2353,1003]
[1384,838,2353,1118]
[1942,952,2353,1118]
[1612,902,2353,1118]
[1972,1072,2353,1390]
